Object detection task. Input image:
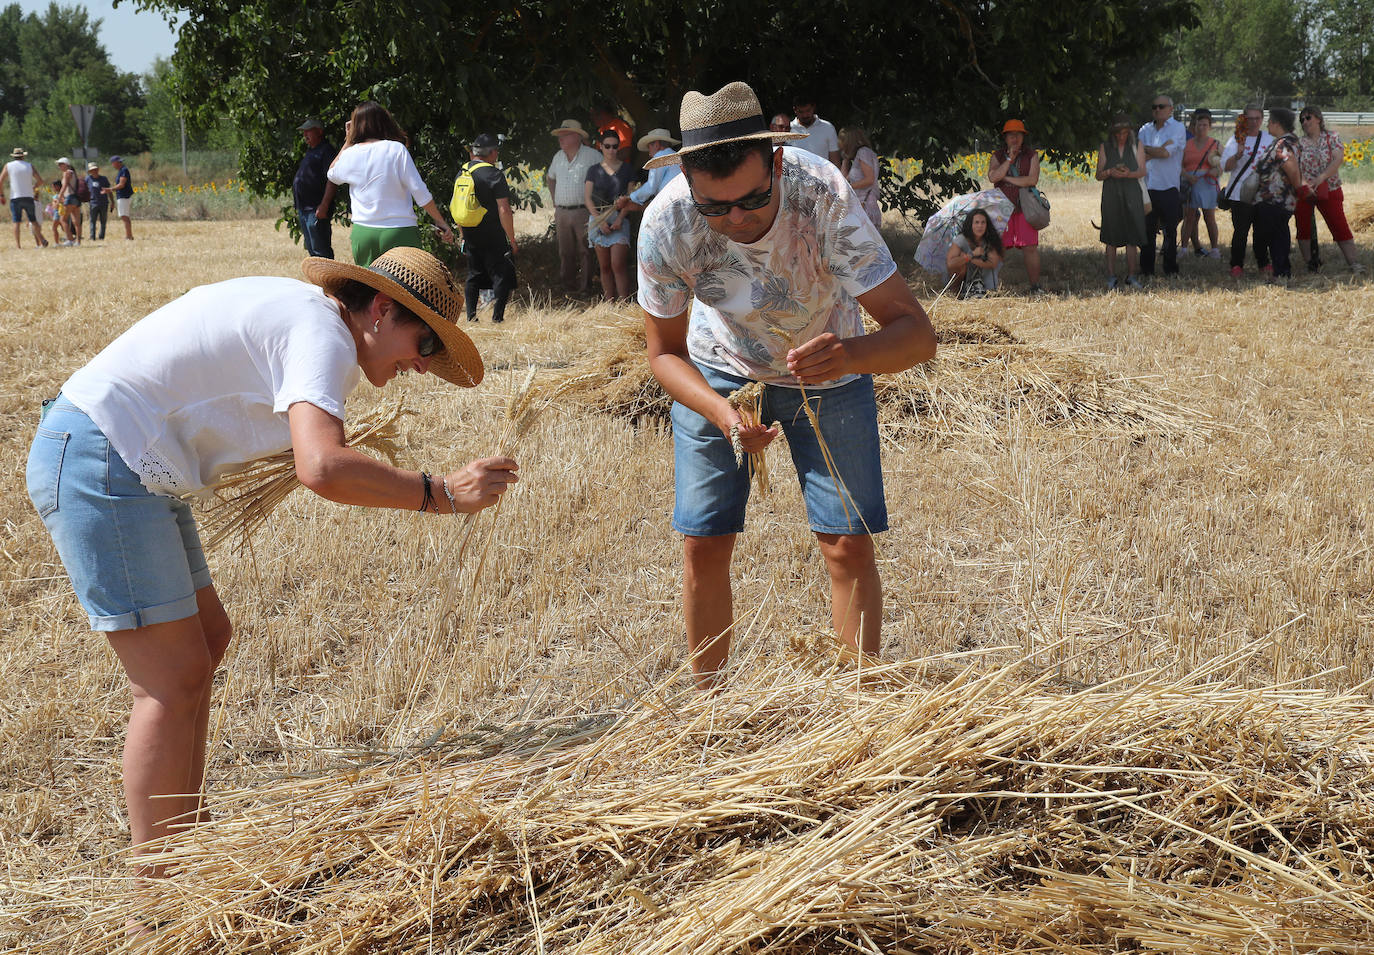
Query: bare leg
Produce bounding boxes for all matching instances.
[187,587,233,824]
[815,533,882,653]
[12,221,19,248]
[1338,239,1361,269]
[1183,208,1199,251]
[121,214,133,239]
[1203,208,1219,249]
[610,242,633,299]
[1126,245,1139,276]
[683,534,736,690]
[1298,238,1312,265]
[595,245,615,301]
[1104,245,1118,278]
[1023,246,1041,286]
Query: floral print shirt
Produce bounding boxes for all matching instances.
[637,147,897,389]
[1255,134,1299,212]
[1298,130,1343,191]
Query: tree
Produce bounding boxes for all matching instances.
[1145,0,1306,105]
[1315,0,1374,101]
[138,0,1196,229]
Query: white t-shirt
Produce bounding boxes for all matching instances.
[327,139,434,228]
[5,160,36,198]
[637,146,897,389]
[62,277,361,497]
[1138,118,1187,191]
[790,116,839,160]
[1220,132,1275,194]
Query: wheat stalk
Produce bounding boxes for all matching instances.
[726,380,770,495]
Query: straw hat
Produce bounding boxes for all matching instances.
[1002,119,1027,135]
[636,127,680,153]
[87,162,99,171]
[645,81,807,169]
[550,119,591,144]
[302,247,484,388]
[10,147,26,158]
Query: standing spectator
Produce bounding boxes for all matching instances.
[839,126,882,228]
[85,162,111,241]
[1251,108,1303,282]
[988,119,1044,294]
[1295,107,1365,274]
[591,103,634,163]
[770,113,792,133]
[1,146,48,248]
[1181,108,1222,258]
[56,157,81,246]
[293,118,338,259]
[1138,95,1186,278]
[1096,114,1148,289]
[457,133,518,324]
[636,80,935,688]
[585,131,636,300]
[45,180,64,246]
[790,96,841,165]
[327,102,454,267]
[110,156,134,241]
[945,208,1004,299]
[1220,104,1273,278]
[545,119,601,295]
[616,128,682,216]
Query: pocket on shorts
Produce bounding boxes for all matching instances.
[26,426,71,518]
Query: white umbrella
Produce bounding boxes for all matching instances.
[914,189,1015,274]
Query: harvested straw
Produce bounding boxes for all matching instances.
[193,402,409,553]
[11,643,1374,954]
[727,380,770,494]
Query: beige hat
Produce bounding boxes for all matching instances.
[301,247,484,388]
[87,162,99,171]
[10,147,26,158]
[550,119,591,144]
[645,81,806,170]
[636,128,681,153]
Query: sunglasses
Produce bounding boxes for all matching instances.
[418,324,444,358]
[1152,103,1171,110]
[692,185,773,217]
[601,142,619,149]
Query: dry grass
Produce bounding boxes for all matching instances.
[1,186,1373,952]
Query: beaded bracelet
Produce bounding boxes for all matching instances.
[441,475,458,515]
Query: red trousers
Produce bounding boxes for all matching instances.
[1294,187,1352,242]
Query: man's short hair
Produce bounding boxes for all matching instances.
[681,139,773,180]
[1243,102,1263,114]
[792,95,816,109]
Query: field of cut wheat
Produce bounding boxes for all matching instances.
[2,182,1373,953]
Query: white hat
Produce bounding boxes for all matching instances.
[637,128,681,153]
[56,157,71,166]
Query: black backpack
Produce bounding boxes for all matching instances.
[75,175,90,202]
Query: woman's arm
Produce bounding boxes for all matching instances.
[1129,144,1146,178]
[584,178,597,216]
[945,241,968,275]
[988,152,1011,184]
[1095,145,1110,181]
[850,155,875,191]
[1314,139,1344,186]
[1003,153,1040,187]
[288,402,517,514]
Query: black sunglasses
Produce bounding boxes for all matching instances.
[418,324,444,358]
[601,142,620,149]
[1152,103,1171,110]
[691,185,773,217]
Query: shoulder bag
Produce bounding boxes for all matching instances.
[1218,134,1262,211]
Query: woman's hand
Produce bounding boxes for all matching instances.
[715,402,778,454]
[442,457,519,513]
[599,219,614,235]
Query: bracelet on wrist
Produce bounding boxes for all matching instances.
[419,471,435,513]
[441,475,458,516]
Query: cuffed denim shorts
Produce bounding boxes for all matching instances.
[25,395,212,632]
[671,364,888,537]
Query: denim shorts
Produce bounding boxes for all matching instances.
[10,197,36,223]
[671,364,888,537]
[25,395,212,632]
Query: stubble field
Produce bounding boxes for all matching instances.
[2,182,1374,952]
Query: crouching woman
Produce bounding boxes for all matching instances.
[25,247,517,883]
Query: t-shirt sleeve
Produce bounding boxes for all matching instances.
[398,147,433,207]
[487,169,510,202]
[326,147,354,185]
[819,165,897,296]
[824,125,840,153]
[635,202,692,319]
[272,321,358,420]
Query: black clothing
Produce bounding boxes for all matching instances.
[458,160,516,321]
[458,160,512,246]
[1141,187,1183,276]
[293,139,337,209]
[584,161,635,207]
[1228,204,1270,270]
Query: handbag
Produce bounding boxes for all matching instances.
[1139,177,1152,216]
[1019,185,1051,230]
[1219,133,1263,211]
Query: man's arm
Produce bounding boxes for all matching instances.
[785,272,936,385]
[644,309,777,452]
[496,196,517,253]
[316,180,337,218]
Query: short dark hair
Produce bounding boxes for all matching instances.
[681,139,773,180]
[792,94,816,109]
[349,101,408,147]
[334,280,422,326]
[1269,107,1296,133]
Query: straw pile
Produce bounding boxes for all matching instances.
[12,642,1373,954]
[1347,200,1374,235]
[542,315,1207,439]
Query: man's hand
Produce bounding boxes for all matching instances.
[785,332,852,385]
[716,402,778,453]
[315,204,330,219]
[614,196,631,211]
[442,456,519,513]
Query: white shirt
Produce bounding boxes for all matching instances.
[62,277,361,497]
[546,144,601,207]
[5,159,36,198]
[1220,131,1275,193]
[790,116,839,160]
[637,147,896,388]
[1138,117,1187,191]
[327,139,434,228]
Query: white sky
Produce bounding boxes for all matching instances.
[14,0,183,76]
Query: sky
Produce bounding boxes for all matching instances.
[15,0,183,75]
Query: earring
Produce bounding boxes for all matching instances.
[373,320,380,333]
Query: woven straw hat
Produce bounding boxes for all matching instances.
[10,147,26,158]
[302,247,484,388]
[550,119,591,143]
[645,81,806,170]
[636,127,681,153]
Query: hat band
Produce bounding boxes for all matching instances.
[368,260,445,319]
[681,113,769,149]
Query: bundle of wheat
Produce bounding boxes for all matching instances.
[193,402,410,553]
[12,641,1373,954]
[727,380,770,494]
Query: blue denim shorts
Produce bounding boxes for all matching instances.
[671,364,888,537]
[25,395,212,632]
[10,197,37,223]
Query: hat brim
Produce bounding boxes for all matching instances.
[644,131,807,169]
[551,127,591,143]
[301,258,484,388]
[637,133,681,153]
